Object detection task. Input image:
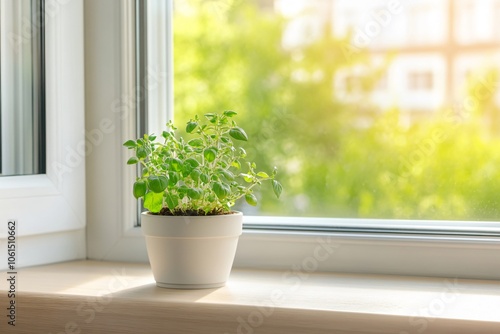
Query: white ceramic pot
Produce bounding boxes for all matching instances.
[141,211,243,289]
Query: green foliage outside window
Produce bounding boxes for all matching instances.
[173,0,500,220]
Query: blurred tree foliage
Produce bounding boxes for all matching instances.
[173,0,500,220]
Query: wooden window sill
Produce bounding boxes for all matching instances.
[1,260,499,333]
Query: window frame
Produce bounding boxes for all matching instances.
[0,0,86,269]
[86,0,500,280]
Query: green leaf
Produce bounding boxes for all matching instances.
[167,121,177,130]
[147,175,169,193]
[178,185,189,198]
[219,169,235,181]
[257,171,269,178]
[190,169,201,182]
[144,192,163,213]
[133,181,147,199]
[185,158,200,168]
[188,138,204,147]
[229,127,248,141]
[137,147,147,159]
[168,172,179,187]
[187,188,202,199]
[245,193,258,206]
[232,160,241,169]
[186,121,198,133]
[127,157,139,165]
[170,158,183,172]
[212,182,229,199]
[240,173,254,183]
[164,193,179,210]
[200,173,209,183]
[204,113,217,123]
[204,148,217,162]
[149,135,157,141]
[272,180,283,199]
[223,110,237,117]
[182,164,195,177]
[123,140,137,148]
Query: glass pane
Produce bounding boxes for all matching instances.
[173,0,500,221]
[0,0,45,176]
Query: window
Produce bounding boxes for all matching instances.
[407,71,434,91]
[456,0,495,44]
[172,0,500,221]
[86,0,172,262]
[0,0,85,269]
[87,0,500,280]
[0,0,45,176]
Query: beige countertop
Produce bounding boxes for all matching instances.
[1,260,499,333]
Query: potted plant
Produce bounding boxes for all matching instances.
[124,111,282,289]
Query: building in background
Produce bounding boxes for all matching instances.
[277,0,500,122]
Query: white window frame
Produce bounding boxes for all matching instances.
[86,0,500,280]
[0,0,86,269]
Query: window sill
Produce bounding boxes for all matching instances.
[1,261,498,333]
